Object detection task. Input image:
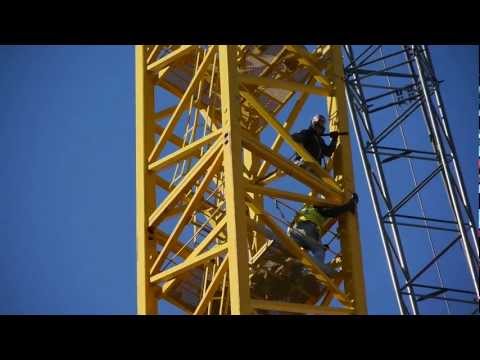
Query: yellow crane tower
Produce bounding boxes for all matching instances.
[135,45,367,315]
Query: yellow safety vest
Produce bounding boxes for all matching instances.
[294,204,327,233]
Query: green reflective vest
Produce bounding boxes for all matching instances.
[294,204,327,233]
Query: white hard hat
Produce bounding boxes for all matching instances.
[311,114,326,127]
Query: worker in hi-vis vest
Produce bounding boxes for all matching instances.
[287,193,358,276]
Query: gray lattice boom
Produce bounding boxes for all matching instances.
[343,45,479,314]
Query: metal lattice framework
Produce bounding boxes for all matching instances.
[344,45,479,314]
[136,45,367,315]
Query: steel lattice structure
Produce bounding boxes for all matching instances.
[344,45,479,314]
[136,45,366,314]
[136,45,478,315]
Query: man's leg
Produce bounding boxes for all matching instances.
[287,221,317,249]
[288,222,336,277]
[310,246,336,277]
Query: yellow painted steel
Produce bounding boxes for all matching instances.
[136,45,367,315]
[135,46,157,314]
[148,46,217,163]
[327,46,367,314]
[256,79,314,179]
[251,299,354,315]
[240,89,343,196]
[194,256,229,315]
[239,74,330,96]
[218,45,252,314]
[150,243,228,284]
[161,217,228,295]
[244,139,267,259]
[241,133,343,204]
[147,45,196,73]
[148,129,222,172]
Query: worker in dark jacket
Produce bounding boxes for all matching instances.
[291,114,339,167]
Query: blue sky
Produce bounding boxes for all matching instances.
[0,45,477,314]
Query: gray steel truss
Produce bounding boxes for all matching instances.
[343,45,479,314]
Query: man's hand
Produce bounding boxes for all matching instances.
[347,193,359,214]
[329,131,339,140]
[352,192,359,205]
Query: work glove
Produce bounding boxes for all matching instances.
[352,192,359,205]
[348,193,359,213]
[329,131,339,140]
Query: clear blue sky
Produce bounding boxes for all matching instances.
[0,45,477,314]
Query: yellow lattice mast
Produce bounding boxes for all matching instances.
[136,45,367,315]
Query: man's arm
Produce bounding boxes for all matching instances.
[291,129,309,145]
[316,203,349,218]
[319,133,338,158]
[315,193,358,217]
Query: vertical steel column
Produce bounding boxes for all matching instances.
[344,45,419,314]
[409,46,479,298]
[328,46,367,314]
[135,45,158,314]
[344,44,479,314]
[346,83,407,314]
[421,46,479,259]
[218,45,252,314]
